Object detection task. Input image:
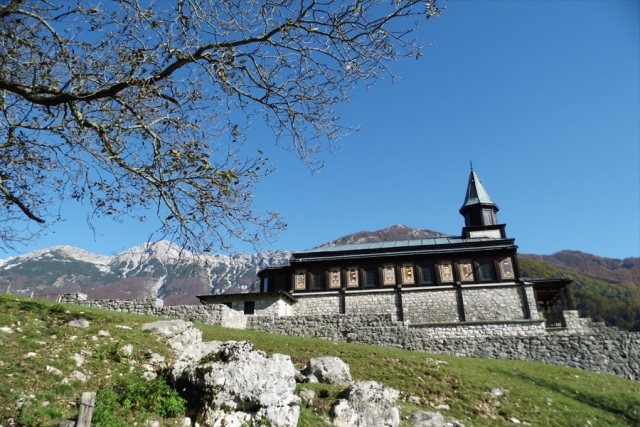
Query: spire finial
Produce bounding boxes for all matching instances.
[470,159,473,171]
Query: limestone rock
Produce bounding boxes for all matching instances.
[407,395,421,405]
[145,350,166,366]
[330,381,400,427]
[66,319,90,328]
[141,371,158,381]
[491,388,509,399]
[45,366,63,376]
[303,374,319,383]
[295,370,307,383]
[71,353,84,367]
[142,320,202,352]
[171,340,300,427]
[411,411,445,427]
[120,344,134,356]
[303,356,352,386]
[299,388,315,405]
[68,370,87,382]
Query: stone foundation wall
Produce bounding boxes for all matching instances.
[402,288,460,324]
[345,291,401,318]
[461,286,525,321]
[292,294,341,316]
[286,283,536,325]
[524,286,541,320]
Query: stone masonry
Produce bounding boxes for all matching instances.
[56,294,640,382]
[57,293,247,329]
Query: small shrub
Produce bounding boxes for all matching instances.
[199,350,231,365]
[93,375,186,426]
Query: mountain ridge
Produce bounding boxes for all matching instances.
[315,224,450,247]
[0,240,291,305]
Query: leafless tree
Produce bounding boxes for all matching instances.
[0,0,443,253]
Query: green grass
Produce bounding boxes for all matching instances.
[0,294,183,426]
[1,293,640,426]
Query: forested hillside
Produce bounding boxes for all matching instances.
[519,259,640,332]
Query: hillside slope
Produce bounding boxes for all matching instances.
[520,251,640,287]
[1,294,640,427]
[519,259,640,332]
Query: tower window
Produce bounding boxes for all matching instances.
[482,209,497,225]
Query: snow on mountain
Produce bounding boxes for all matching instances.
[0,242,291,305]
[0,225,448,304]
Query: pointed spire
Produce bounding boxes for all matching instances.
[460,169,497,211]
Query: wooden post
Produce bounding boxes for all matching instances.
[76,392,97,427]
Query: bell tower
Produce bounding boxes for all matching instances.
[460,169,507,239]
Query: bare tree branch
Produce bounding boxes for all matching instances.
[0,0,443,252]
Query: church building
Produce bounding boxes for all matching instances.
[198,170,573,329]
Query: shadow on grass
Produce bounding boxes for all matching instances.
[488,367,640,424]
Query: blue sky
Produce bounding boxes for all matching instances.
[6,0,639,260]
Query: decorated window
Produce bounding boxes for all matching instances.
[347,267,359,287]
[499,257,514,280]
[329,267,341,288]
[294,269,307,290]
[439,261,454,283]
[401,263,415,285]
[383,264,396,286]
[458,259,475,282]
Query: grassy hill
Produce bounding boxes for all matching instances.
[1,294,639,426]
[519,259,640,332]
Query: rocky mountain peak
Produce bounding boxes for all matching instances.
[317,224,450,248]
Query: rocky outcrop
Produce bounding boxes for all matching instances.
[142,320,300,427]
[302,357,352,386]
[330,381,400,427]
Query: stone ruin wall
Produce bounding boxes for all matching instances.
[56,293,640,382]
[57,293,247,329]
